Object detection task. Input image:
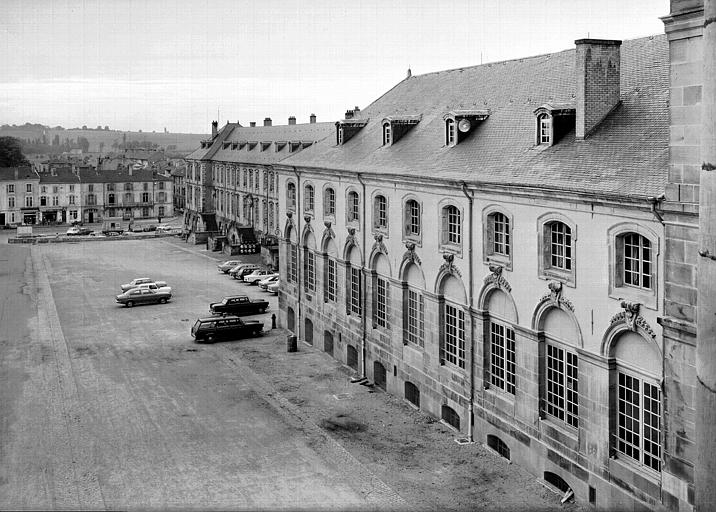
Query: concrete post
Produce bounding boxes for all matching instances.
[696,0,716,509]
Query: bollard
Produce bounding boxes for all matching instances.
[271,313,277,329]
[287,334,297,353]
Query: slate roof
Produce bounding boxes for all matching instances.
[78,168,172,183]
[283,35,669,199]
[0,167,38,181]
[38,168,80,184]
[185,122,334,166]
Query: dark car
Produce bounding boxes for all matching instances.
[116,287,171,307]
[191,315,263,343]
[209,295,269,316]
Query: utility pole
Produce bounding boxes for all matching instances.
[696,0,716,509]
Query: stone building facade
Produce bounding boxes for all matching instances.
[275,32,694,510]
[0,166,40,226]
[182,117,332,245]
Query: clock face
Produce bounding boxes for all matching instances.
[458,118,472,132]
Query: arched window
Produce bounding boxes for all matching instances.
[324,187,336,216]
[383,122,392,145]
[405,382,420,407]
[609,331,662,473]
[538,215,576,285]
[372,253,390,329]
[404,199,421,238]
[304,231,316,293]
[324,238,338,303]
[445,118,456,146]
[487,435,511,460]
[304,184,314,213]
[621,233,652,289]
[346,246,362,317]
[347,191,360,222]
[441,205,461,245]
[440,275,467,369]
[403,263,425,348]
[441,405,460,430]
[549,221,572,270]
[108,193,115,205]
[487,289,517,395]
[373,194,387,229]
[538,114,552,145]
[286,182,296,210]
[304,318,313,345]
[373,361,386,390]
[286,226,298,284]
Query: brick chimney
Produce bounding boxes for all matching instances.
[264,118,272,126]
[250,122,256,127]
[354,106,360,116]
[344,109,354,120]
[288,116,296,125]
[310,114,316,124]
[211,120,218,137]
[575,39,622,139]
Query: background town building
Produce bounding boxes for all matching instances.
[0,166,39,226]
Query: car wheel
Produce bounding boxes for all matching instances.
[206,334,214,343]
[253,329,260,337]
[159,297,167,304]
[126,301,134,308]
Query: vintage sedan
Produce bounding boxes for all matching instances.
[116,287,171,307]
[243,270,278,284]
[258,275,280,290]
[66,226,93,236]
[217,260,242,273]
[120,277,154,291]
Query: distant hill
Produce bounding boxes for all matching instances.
[0,124,207,155]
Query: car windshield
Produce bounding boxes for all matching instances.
[192,319,201,331]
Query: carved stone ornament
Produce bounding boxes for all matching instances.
[439,252,462,278]
[539,280,574,312]
[402,241,421,266]
[345,227,358,248]
[286,211,293,219]
[483,264,511,292]
[609,301,656,338]
[347,227,356,236]
[304,215,311,224]
[324,220,332,229]
[372,233,388,255]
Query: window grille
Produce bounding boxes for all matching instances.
[444,304,465,369]
[405,289,424,347]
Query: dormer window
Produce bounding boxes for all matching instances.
[382,122,392,145]
[443,110,490,147]
[261,142,271,152]
[275,141,286,152]
[335,119,368,146]
[533,103,575,148]
[538,114,552,144]
[381,115,421,146]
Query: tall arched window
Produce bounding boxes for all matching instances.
[538,114,552,145]
[485,289,517,395]
[346,246,362,316]
[403,263,425,348]
[324,187,336,216]
[324,237,338,303]
[404,199,421,238]
[374,195,387,229]
[441,204,461,245]
[286,182,297,210]
[383,122,392,145]
[445,118,456,146]
[440,275,467,369]
[372,253,390,329]
[609,331,662,473]
[347,191,360,222]
[304,184,315,213]
[304,231,316,293]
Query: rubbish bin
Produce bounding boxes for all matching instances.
[287,334,297,353]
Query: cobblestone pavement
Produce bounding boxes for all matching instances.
[0,236,586,511]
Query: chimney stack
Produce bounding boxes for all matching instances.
[288,116,296,125]
[264,117,272,126]
[344,109,354,120]
[354,106,360,116]
[575,39,622,139]
[211,120,218,137]
[250,122,256,127]
[310,114,316,124]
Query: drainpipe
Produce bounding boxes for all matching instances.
[461,181,475,442]
[647,194,665,224]
[293,168,302,338]
[357,173,367,379]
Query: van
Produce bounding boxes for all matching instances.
[190,315,263,343]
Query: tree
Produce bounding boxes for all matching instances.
[52,134,60,146]
[0,137,29,166]
[77,136,90,153]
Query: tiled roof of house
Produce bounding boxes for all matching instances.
[0,166,38,181]
[78,168,172,183]
[282,35,669,199]
[185,122,334,165]
[38,168,80,184]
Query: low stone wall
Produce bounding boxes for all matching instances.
[8,233,177,244]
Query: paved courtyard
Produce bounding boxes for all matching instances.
[0,234,585,511]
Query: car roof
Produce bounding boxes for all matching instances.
[223,295,247,299]
[196,315,241,322]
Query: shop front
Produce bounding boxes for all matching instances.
[21,207,39,225]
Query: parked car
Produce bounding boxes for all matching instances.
[209,295,269,316]
[217,260,242,273]
[129,223,144,233]
[142,224,157,232]
[66,226,92,236]
[116,287,171,307]
[258,275,280,290]
[135,281,172,294]
[191,315,263,343]
[243,270,278,284]
[267,280,280,294]
[120,277,154,291]
[229,263,261,279]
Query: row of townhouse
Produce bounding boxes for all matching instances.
[183,116,332,246]
[180,1,713,508]
[0,165,174,226]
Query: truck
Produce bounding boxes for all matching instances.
[209,295,269,316]
[102,216,128,235]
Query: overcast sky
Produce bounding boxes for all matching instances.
[2,0,669,134]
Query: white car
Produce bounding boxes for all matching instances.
[267,280,280,294]
[120,277,154,292]
[135,281,172,294]
[243,269,276,284]
[258,275,280,290]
